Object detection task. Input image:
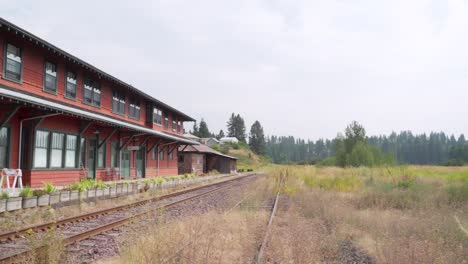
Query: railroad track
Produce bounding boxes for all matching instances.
[0,173,259,264]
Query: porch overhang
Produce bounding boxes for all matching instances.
[0,85,199,145]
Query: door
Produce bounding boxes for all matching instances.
[121,150,130,179]
[88,139,96,179]
[135,148,145,178]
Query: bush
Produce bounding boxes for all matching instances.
[43,182,57,194]
[20,187,34,197]
[1,192,9,199]
[33,189,48,196]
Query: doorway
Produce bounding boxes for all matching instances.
[88,139,96,179]
[135,148,145,178]
[121,150,130,179]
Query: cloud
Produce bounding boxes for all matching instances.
[3,0,468,139]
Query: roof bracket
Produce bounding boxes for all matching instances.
[0,105,20,128]
[98,128,117,149]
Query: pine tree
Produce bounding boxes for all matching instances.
[198,119,211,138]
[216,130,225,140]
[249,121,266,155]
[227,113,246,142]
[192,122,199,137]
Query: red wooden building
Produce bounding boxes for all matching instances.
[0,18,198,187]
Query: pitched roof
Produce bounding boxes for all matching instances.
[179,144,238,160]
[0,17,195,121]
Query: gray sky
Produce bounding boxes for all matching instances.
[3,0,468,139]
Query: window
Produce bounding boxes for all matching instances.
[83,78,101,107]
[44,61,57,93]
[79,138,86,168]
[153,107,162,125]
[172,118,177,132]
[51,133,64,168]
[0,128,9,168]
[65,135,77,168]
[65,71,77,99]
[111,141,118,168]
[34,130,79,169]
[152,147,157,160]
[34,130,50,168]
[112,90,126,115]
[4,43,22,81]
[177,121,182,133]
[159,149,165,161]
[164,113,169,129]
[98,141,106,168]
[129,99,140,119]
[169,151,174,160]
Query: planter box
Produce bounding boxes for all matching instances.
[60,191,70,202]
[96,189,104,197]
[137,184,144,191]
[109,187,117,197]
[87,189,96,198]
[79,191,87,200]
[49,193,60,205]
[128,184,134,193]
[121,185,128,195]
[0,199,7,213]
[70,190,79,201]
[22,196,38,209]
[37,195,50,206]
[115,185,122,195]
[103,187,110,197]
[6,197,22,211]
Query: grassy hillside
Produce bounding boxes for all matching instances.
[213,143,269,171]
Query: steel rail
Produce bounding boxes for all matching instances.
[0,174,259,263]
[0,173,256,242]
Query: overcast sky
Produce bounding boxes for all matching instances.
[3,0,468,139]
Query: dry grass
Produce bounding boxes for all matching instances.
[118,211,268,264]
[263,165,468,264]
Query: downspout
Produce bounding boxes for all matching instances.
[18,113,60,168]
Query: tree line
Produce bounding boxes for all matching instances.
[190,116,468,166]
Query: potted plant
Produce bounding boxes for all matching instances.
[108,182,117,197]
[6,193,22,211]
[95,181,106,197]
[34,189,50,206]
[121,181,129,195]
[20,187,37,209]
[69,183,80,201]
[0,192,9,213]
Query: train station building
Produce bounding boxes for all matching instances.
[0,18,199,187]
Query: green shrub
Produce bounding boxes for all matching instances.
[20,187,34,197]
[1,192,9,199]
[95,180,107,189]
[43,182,57,194]
[33,189,48,196]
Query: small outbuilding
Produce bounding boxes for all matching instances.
[178,144,237,175]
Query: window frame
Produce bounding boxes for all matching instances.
[43,60,58,95]
[112,90,126,116]
[82,77,101,108]
[110,141,119,168]
[153,107,162,125]
[65,134,78,168]
[32,129,80,170]
[159,149,165,161]
[0,126,11,169]
[64,69,78,100]
[128,98,141,120]
[3,42,23,84]
[97,140,106,169]
[163,112,169,129]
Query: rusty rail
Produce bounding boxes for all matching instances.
[0,173,259,263]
